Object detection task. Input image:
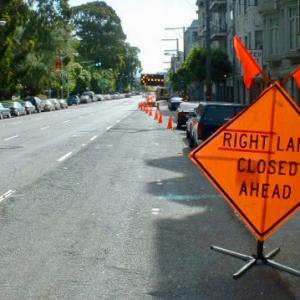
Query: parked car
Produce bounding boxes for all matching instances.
[41,99,55,112]
[67,95,80,106]
[188,102,246,148]
[0,102,11,119]
[48,98,61,110]
[82,91,96,102]
[175,102,200,129]
[95,94,105,101]
[186,109,198,139]
[58,99,68,109]
[26,96,43,113]
[23,101,37,114]
[80,95,91,104]
[9,101,27,116]
[168,97,183,111]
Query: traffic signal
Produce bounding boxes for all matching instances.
[140,74,164,86]
[55,58,62,71]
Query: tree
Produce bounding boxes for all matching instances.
[170,47,232,89]
[71,1,126,70]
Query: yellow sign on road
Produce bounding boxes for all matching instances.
[190,82,300,241]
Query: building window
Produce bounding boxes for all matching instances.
[255,30,263,49]
[288,7,299,50]
[248,31,252,49]
[269,17,279,55]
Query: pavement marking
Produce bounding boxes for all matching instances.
[106,125,112,131]
[57,152,72,162]
[90,135,98,141]
[63,120,71,124]
[4,135,19,141]
[40,126,50,130]
[151,208,160,215]
[81,143,87,147]
[0,190,16,203]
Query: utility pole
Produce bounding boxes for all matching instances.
[232,0,237,103]
[205,0,212,100]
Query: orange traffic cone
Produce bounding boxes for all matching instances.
[158,111,163,124]
[166,115,173,129]
[149,108,153,116]
[145,106,148,114]
[154,109,158,120]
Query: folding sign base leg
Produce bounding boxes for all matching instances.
[211,241,300,279]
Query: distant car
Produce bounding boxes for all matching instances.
[168,97,183,111]
[82,91,96,102]
[95,94,105,101]
[175,102,200,129]
[26,96,43,113]
[58,99,68,109]
[9,101,27,116]
[41,99,55,112]
[80,95,91,104]
[23,101,37,114]
[0,102,11,119]
[48,98,61,110]
[189,102,246,148]
[67,95,80,106]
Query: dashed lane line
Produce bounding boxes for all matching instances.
[90,135,98,141]
[40,126,50,130]
[4,135,19,141]
[0,190,16,203]
[63,120,71,124]
[57,152,72,162]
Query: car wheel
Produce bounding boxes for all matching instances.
[186,130,190,139]
[176,123,182,130]
[7,113,11,118]
[189,134,195,149]
[16,111,20,117]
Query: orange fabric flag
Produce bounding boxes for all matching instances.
[233,35,262,89]
[291,67,300,89]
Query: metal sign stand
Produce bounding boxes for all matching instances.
[211,241,300,279]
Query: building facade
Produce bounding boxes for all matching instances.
[184,20,199,57]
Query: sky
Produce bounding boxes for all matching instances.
[69,0,198,74]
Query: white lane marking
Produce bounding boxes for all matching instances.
[57,152,72,162]
[90,135,98,141]
[63,120,71,124]
[81,144,87,147]
[151,208,160,215]
[4,135,19,141]
[40,126,50,130]
[0,190,16,203]
[106,125,112,131]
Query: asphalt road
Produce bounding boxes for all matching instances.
[0,97,299,299]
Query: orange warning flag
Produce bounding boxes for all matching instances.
[233,35,262,89]
[291,67,300,89]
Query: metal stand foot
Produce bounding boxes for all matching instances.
[211,241,300,279]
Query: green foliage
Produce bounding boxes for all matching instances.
[0,0,141,99]
[169,47,232,90]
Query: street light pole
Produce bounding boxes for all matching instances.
[205,0,212,101]
[165,27,186,60]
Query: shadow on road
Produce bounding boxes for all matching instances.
[145,146,299,299]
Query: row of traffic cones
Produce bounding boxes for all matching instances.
[138,101,173,129]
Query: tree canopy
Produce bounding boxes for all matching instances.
[0,0,141,99]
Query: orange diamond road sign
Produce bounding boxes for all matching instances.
[190,82,300,241]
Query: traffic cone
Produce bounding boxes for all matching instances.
[149,108,153,116]
[145,106,149,114]
[158,111,163,124]
[154,109,158,120]
[166,115,173,129]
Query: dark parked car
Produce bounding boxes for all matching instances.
[168,97,183,111]
[23,101,37,114]
[175,102,199,129]
[67,95,80,106]
[26,96,43,113]
[188,102,246,148]
[0,102,11,119]
[9,101,27,116]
